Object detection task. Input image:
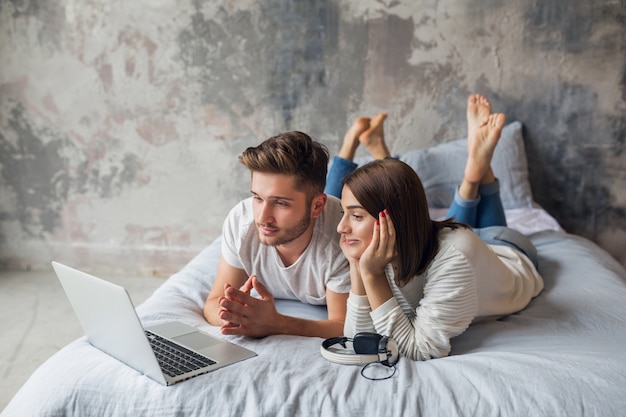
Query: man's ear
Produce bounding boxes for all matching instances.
[311,193,327,218]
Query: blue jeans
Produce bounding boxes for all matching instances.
[446,182,538,268]
[446,181,506,228]
[325,156,538,268]
[324,156,357,199]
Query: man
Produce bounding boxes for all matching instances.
[203,131,350,339]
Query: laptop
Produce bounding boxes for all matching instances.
[52,261,256,386]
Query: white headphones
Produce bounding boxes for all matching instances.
[320,332,400,367]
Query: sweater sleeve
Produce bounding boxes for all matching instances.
[370,245,479,361]
[343,291,376,337]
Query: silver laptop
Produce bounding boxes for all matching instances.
[52,261,256,386]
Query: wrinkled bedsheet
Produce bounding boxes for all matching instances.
[4,209,626,417]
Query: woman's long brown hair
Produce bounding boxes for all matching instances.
[342,158,466,285]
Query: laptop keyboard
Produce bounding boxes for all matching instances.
[145,330,216,377]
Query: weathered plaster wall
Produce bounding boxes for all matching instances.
[1,0,624,275]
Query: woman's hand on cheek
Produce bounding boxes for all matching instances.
[359,209,396,280]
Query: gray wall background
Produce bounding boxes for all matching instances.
[1,0,625,276]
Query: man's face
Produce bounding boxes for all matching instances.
[250,172,313,247]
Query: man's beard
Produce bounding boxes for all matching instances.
[257,205,312,246]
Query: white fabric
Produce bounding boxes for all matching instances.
[5,209,626,417]
[221,195,350,303]
[343,227,544,360]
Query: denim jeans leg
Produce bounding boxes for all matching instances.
[446,188,480,227]
[476,180,507,228]
[324,156,358,199]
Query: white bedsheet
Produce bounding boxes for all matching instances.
[4,209,626,417]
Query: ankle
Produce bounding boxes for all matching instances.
[337,139,360,161]
[479,168,495,185]
[369,143,391,160]
[458,180,480,201]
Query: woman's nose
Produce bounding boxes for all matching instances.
[337,216,349,234]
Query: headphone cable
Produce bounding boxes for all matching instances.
[360,362,397,381]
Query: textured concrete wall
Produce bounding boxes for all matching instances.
[1,0,625,275]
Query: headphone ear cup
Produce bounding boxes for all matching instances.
[353,332,384,355]
[381,337,400,366]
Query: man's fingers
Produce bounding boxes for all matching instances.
[219,310,240,324]
[219,295,248,317]
[219,319,238,329]
[251,276,272,300]
[224,286,254,305]
[239,275,255,293]
[220,326,245,336]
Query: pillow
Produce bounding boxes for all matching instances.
[399,121,533,209]
[355,121,534,210]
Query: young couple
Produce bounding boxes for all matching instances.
[203,94,544,360]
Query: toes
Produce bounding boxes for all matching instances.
[361,113,387,138]
[489,113,506,128]
[370,112,387,127]
[353,117,370,131]
[346,117,370,139]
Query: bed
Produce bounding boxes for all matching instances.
[4,122,626,416]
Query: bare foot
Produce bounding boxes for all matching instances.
[359,112,390,160]
[464,112,506,184]
[467,94,491,141]
[337,117,371,161]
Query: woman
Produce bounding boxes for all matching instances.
[327,95,544,360]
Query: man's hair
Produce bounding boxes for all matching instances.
[239,131,329,196]
[343,158,466,285]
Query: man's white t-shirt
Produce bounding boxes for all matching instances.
[221,195,350,305]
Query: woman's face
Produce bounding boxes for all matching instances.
[337,185,376,260]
